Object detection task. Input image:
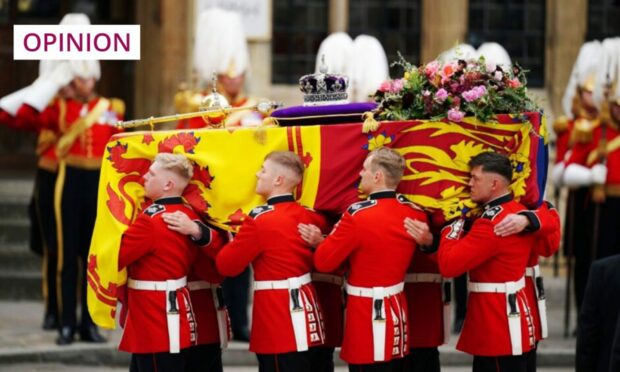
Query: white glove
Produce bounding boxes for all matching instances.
[551,162,565,188]
[0,85,33,116]
[23,62,74,112]
[563,163,593,187]
[591,164,608,185]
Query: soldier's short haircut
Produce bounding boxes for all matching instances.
[154,153,193,181]
[469,151,512,183]
[265,151,304,181]
[368,147,405,188]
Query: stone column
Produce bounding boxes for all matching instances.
[546,0,587,116]
[134,0,192,119]
[421,0,468,64]
[329,0,348,33]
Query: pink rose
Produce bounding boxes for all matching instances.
[448,108,465,122]
[391,79,405,93]
[424,60,440,78]
[462,89,477,102]
[435,88,448,103]
[379,80,392,93]
[441,62,457,83]
[474,85,487,97]
[508,78,521,88]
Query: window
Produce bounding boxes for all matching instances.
[587,0,620,41]
[468,0,546,87]
[348,0,421,77]
[272,0,328,84]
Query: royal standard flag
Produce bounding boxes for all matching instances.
[88,112,547,328]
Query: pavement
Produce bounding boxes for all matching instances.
[0,273,577,370]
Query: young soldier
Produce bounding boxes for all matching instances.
[306,147,428,371]
[118,153,199,372]
[438,151,537,372]
[216,151,327,372]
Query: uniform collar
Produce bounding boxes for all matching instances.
[267,194,295,205]
[154,196,183,205]
[483,193,513,209]
[369,190,396,200]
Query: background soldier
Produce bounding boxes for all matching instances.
[175,7,262,129]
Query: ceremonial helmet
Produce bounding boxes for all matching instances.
[193,8,250,82]
[562,40,603,119]
[60,13,101,81]
[593,37,620,127]
[351,35,389,102]
[475,42,511,68]
[438,43,476,63]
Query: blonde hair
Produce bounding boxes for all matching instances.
[154,153,193,181]
[368,147,405,188]
[265,151,304,182]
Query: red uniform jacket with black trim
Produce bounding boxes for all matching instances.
[188,222,229,346]
[405,249,445,348]
[216,194,327,354]
[314,191,427,364]
[117,197,198,354]
[520,201,561,341]
[438,194,536,356]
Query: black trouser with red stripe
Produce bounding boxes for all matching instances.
[183,343,222,372]
[31,167,59,323]
[57,166,99,332]
[348,358,404,372]
[257,351,311,372]
[404,347,440,372]
[472,354,527,372]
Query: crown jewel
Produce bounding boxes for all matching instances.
[298,55,349,106]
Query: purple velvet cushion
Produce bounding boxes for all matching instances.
[269,102,377,126]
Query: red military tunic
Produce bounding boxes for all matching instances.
[17,96,124,169]
[216,194,326,354]
[314,191,427,365]
[118,197,199,354]
[439,194,536,356]
[520,201,561,341]
[188,223,230,347]
[405,249,447,348]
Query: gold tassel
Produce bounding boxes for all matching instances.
[262,116,280,126]
[362,111,379,133]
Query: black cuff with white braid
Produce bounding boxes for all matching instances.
[190,220,212,246]
[517,210,540,232]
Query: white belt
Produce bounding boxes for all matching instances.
[128,276,187,353]
[253,273,312,290]
[467,277,525,293]
[346,282,404,361]
[188,280,230,348]
[254,273,312,351]
[345,282,404,298]
[404,273,442,283]
[525,265,548,339]
[468,276,525,355]
[312,273,344,286]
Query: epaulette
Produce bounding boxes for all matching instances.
[347,200,377,215]
[552,115,569,134]
[397,194,423,210]
[144,204,165,217]
[572,118,597,144]
[249,205,274,219]
[109,98,125,116]
[481,205,502,221]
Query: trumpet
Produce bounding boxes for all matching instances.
[116,100,281,129]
